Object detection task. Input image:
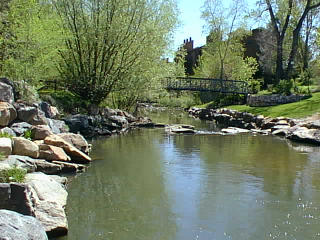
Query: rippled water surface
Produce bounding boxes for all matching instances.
[59,110,320,240]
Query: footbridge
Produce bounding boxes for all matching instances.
[163,77,249,95]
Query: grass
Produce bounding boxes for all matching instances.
[0,132,14,138]
[227,92,320,118]
[196,92,320,119]
[0,167,27,183]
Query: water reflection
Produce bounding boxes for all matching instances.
[60,111,320,240]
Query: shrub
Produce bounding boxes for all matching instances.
[22,129,32,140]
[0,167,27,183]
[274,79,294,95]
[248,80,262,94]
[0,152,4,161]
[0,132,14,139]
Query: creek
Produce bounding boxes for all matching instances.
[59,109,320,240]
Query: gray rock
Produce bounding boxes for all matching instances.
[0,127,16,137]
[17,106,47,125]
[3,155,37,173]
[108,115,129,127]
[39,101,58,119]
[221,127,250,134]
[64,114,89,133]
[0,209,48,240]
[0,137,12,156]
[0,81,14,104]
[286,127,320,145]
[47,118,68,134]
[25,172,68,237]
[10,122,32,136]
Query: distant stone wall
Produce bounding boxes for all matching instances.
[247,94,310,107]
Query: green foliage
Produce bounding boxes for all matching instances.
[40,90,88,114]
[157,93,200,109]
[22,129,32,140]
[54,0,178,105]
[274,79,294,96]
[0,152,4,161]
[248,79,262,94]
[0,166,27,183]
[1,0,64,88]
[0,132,13,138]
[227,92,320,119]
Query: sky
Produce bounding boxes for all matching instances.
[173,0,258,50]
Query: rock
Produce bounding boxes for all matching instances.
[0,79,14,104]
[39,101,59,119]
[57,133,90,154]
[52,161,86,173]
[260,118,277,130]
[0,183,34,216]
[108,115,129,127]
[0,209,48,240]
[0,102,17,127]
[13,137,39,159]
[30,125,53,140]
[16,105,48,125]
[10,122,32,136]
[123,111,137,123]
[44,135,91,163]
[271,125,290,132]
[34,160,62,175]
[2,155,37,173]
[47,119,69,134]
[100,107,117,117]
[302,120,320,130]
[286,127,320,145]
[0,127,16,137]
[272,128,289,136]
[39,144,70,162]
[167,125,196,134]
[0,137,12,156]
[221,127,250,134]
[64,114,89,134]
[25,172,68,237]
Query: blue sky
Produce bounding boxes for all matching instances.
[174,0,258,50]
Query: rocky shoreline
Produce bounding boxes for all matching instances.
[0,79,157,239]
[188,107,320,144]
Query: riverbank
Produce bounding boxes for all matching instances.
[188,107,320,145]
[0,78,158,239]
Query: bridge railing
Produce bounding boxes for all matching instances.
[163,77,249,94]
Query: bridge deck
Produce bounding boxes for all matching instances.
[164,77,249,94]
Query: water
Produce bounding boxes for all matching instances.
[59,110,320,240]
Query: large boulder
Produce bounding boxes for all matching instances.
[0,101,17,127]
[0,137,12,156]
[10,122,32,136]
[39,101,59,119]
[30,125,53,140]
[16,105,47,125]
[64,114,89,134]
[108,115,129,128]
[0,209,48,240]
[286,127,320,145]
[0,127,16,137]
[47,119,69,134]
[13,137,39,159]
[58,132,90,154]
[25,172,68,237]
[0,78,15,104]
[44,135,91,163]
[2,154,37,172]
[39,144,70,162]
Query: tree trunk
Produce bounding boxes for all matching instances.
[275,37,284,83]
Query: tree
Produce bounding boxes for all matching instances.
[258,0,320,81]
[54,0,178,105]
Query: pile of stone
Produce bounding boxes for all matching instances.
[0,78,92,238]
[188,107,320,145]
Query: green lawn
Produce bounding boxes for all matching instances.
[200,92,320,119]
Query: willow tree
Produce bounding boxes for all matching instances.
[54,0,178,105]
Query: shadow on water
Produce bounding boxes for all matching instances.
[58,109,320,240]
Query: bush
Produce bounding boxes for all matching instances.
[0,132,14,138]
[248,80,262,94]
[0,153,4,161]
[274,79,294,95]
[0,167,27,183]
[22,129,32,140]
